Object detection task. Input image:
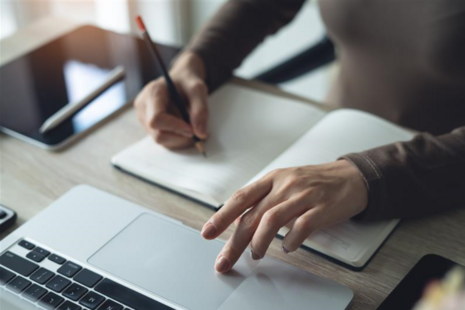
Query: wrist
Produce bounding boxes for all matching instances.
[171,51,206,82]
[339,159,369,214]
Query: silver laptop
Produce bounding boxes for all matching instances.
[0,185,353,310]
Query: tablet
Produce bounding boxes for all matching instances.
[377,254,464,310]
[0,25,178,150]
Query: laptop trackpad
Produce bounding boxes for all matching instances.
[217,257,354,309]
[88,213,258,310]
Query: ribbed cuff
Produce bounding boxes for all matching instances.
[341,153,388,221]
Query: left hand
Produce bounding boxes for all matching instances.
[201,160,369,273]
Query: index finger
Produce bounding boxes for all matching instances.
[201,179,272,240]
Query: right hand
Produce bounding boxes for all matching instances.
[134,52,209,149]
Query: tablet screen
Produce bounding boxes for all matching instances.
[0,25,178,147]
[377,254,465,310]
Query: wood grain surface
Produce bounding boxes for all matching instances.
[1,18,464,310]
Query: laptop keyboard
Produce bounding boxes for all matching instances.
[0,239,174,310]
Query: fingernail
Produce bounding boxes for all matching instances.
[201,222,217,239]
[282,246,290,254]
[216,256,230,272]
[251,250,261,260]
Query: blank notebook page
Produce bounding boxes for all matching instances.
[112,84,325,204]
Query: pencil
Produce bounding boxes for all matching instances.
[135,15,206,157]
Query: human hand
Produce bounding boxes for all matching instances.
[201,160,368,273]
[134,52,209,149]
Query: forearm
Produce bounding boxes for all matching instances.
[343,127,465,220]
[185,0,306,91]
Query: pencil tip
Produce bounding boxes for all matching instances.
[195,141,207,158]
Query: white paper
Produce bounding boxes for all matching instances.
[251,109,414,180]
[113,84,325,204]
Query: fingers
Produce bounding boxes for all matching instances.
[214,212,257,273]
[133,52,210,150]
[214,194,278,272]
[149,130,193,149]
[249,198,308,259]
[135,78,209,150]
[201,179,272,240]
[144,85,193,137]
[282,207,324,253]
[204,161,366,273]
[185,81,209,139]
[148,113,193,138]
[215,202,321,273]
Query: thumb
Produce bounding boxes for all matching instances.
[186,81,209,139]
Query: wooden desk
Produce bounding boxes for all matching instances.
[1,18,464,310]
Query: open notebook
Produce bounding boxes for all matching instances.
[112,83,414,270]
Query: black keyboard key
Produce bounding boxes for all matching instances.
[6,276,31,293]
[63,283,88,301]
[0,266,15,285]
[95,278,174,310]
[34,247,51,257]
[46,275,71,292]
[30,267,55,284]
[49,254,66,265]
[74,269,103,288]
[22,284,48,302]
[58,261,82,278]
[0,251,39,276]
[97,300,123,310]
[18,240,35,250]
[0,210,6,219]
[79,291,105,309]
[58,300,82,310]
[39,291,65,310]
[26,251,46,263]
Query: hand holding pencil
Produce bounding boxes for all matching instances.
[134,16,208,156]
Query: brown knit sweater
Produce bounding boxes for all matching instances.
[186,0,465,220]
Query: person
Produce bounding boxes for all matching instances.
[134,0,465,273]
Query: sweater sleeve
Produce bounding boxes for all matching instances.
[342,126,465,221]
[185,0,306,91]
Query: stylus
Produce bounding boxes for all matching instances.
[39,65,125,134]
